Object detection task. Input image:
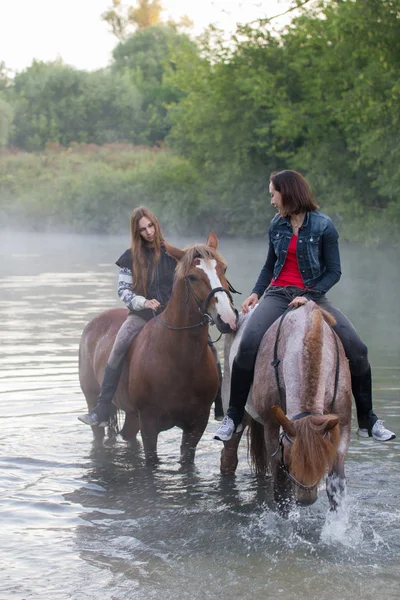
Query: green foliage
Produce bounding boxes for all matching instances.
[167,27,284,171]
[102,0,164,40]
[1,1,400,243]
[0,144,199,233]
[9,60,145,150]
[0,94,13,146]
[112,25,197,143]
[166,0,400,241]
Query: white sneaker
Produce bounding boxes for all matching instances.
[357,419,396,441]
[214,415,235,441]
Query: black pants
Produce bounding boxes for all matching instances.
[228,286,376,429]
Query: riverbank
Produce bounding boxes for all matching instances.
[0,144,396,244]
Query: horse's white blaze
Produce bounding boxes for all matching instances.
[196,258,237,329]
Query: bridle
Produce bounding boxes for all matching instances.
[270,306,341,491]
[153,276,238,332]
[271,422,329,491]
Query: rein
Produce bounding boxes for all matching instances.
[153,277,234,332]
[270,305,341,491]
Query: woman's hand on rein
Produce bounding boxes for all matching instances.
[241,293,259,314]
[145,298,161,311]
[288,296,308,308]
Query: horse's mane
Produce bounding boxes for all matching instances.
[302,305,323,413]
[301,304,336,413]
[291,303,340,485]
[290,416,340,485]
[174,244,227,281]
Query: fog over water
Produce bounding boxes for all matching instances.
[0,231,399,600]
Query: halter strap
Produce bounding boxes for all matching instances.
[292,411,312,421]
[226,278,241,295]
[204,286,233,313]
[154,278,233,332]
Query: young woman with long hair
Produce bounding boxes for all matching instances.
[79,206,223,427]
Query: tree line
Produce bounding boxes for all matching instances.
[1,0,399,242]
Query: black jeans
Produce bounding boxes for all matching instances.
[228,286,376,429]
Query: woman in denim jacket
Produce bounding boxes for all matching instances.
[215,170,395,442]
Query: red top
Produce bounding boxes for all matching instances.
[271,234,305,289]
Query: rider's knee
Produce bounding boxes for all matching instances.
[348,342,369,376]
[234,348,257,372]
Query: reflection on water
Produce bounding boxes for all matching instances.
[0,232,399,600]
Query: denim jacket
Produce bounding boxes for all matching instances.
[252,210,342,298]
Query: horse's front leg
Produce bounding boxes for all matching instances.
[267,429,292,515]
[326,425,350,511]
[270,457,293,516]
[180,413,209,465]
[139,411,160,466]
[326,457,347,512]
[220,428,245,475]
[120,410,140,441]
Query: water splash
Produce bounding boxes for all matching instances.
[320,493,363,547]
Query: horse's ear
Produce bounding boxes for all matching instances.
[324,415,339,431]
[272,405,296,438]
[163,241,184,262]
[206,232,219,250]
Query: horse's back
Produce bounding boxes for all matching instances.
[254,301,351,422]
[224,302,351,424]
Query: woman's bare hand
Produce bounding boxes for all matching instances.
[144,298,161,310]
[241,293,259,314]
[288,296,308,308]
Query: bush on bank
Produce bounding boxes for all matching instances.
[0,143,397,244]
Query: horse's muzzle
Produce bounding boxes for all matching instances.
[295,492,318,507]
[215,308,239,333]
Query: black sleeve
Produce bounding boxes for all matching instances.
[115,248,132,269]
[251,237,276,298]
[306,219,342,296]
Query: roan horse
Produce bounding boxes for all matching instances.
[79,233,238,465]
[220,300,352,511]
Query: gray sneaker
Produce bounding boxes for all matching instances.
[357,419,396,441]
[78,409,108,428]
[214,415,235,441]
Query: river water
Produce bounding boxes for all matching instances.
[0,231,399,600]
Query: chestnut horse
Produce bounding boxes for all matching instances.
[220,301,352,511]
[79,233,238,465]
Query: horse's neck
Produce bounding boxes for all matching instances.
[161,280,209,342]
[282,310,329,418]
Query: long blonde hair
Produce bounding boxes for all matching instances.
[130,206,163,296]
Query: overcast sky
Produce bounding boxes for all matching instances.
[1,0,292,73]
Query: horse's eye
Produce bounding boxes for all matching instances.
[187,274,198,282]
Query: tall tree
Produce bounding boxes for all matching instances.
[0,61,12,92]
[10,60,145,149]
[0,96,13,146]
[102,0,163,40]
[112,25,197,143]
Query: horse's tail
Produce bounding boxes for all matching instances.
[248,418,268,476]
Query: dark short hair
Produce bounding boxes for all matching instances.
[270,170,319,215]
